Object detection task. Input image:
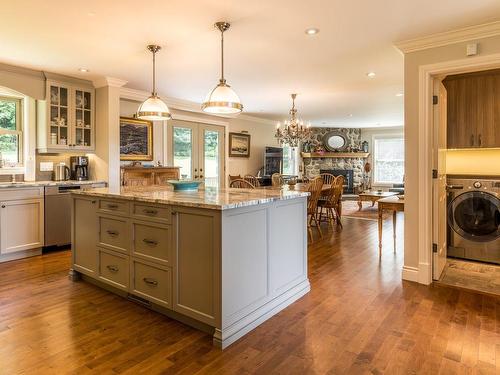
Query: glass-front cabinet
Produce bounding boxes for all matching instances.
[38,80,95,152]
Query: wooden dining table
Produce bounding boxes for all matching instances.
[260,183,331,195]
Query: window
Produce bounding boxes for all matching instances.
[282,145,298,175]
[373,136,404,185]
[0,96,22,165]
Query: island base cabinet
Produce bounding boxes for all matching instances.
[131,259,172,309]
[72,197,98,276]
[0,199,44,254]
[98,248,129,291]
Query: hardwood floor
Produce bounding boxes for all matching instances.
[0,215,499,374]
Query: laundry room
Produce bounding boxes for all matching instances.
[433,68,500,295]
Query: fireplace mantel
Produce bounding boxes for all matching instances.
[301,152,370,159]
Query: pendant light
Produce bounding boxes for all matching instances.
[137,45,171,121]
[202,22,243,114]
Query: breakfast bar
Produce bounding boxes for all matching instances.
[70,185,310,349]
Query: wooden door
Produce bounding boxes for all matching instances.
[432,78,448,281]
[0,199,44,254]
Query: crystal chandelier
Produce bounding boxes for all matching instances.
[275,93,310,148]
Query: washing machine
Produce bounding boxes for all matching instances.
[447,177,500,264]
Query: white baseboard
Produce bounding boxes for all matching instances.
[402,266,419,283]
[213,279,311,349]
[418,262,432,285]
[0,248,42,263]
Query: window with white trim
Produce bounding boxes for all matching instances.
[373,136,404,185]
[0,96,22,166]
[282,144,298,175]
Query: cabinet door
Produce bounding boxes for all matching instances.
[0,199,44,254]
[47,82,72,150]
[476,73,500,148]
[72,88,94,151]
[72,197,98,276]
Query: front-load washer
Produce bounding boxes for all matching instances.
[447,177,500,264]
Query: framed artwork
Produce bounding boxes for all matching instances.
[120,117,153,161]
[229,132,251,157]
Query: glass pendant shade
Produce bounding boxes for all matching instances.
[137,94,171,121]
[202,22,243,115]
[202,81,243,114]
[137,44,171,121]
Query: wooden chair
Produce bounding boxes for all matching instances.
[244,175,260,187]
[307,177,324,240]
[301,176,310,183]
[229,174,242,184]
[271,173,284,187]
[229,179,255,189]
[319,173,335,186]
[318,175,344,228]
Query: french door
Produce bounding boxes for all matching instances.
[167,120,225,188]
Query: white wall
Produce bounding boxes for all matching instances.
[360,126,404,188]
[227,116,277,177]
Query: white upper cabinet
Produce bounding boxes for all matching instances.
[37,80,95,153]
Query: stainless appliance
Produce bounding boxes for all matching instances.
[44,182,106,247]
[70,156,89,181]
[447,177,500,264]
[54,164,70,181]
[263,146,283,176]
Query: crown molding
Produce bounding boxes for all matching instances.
[93,76,128,88]
[238,114,276,126]
[394,21,500,54]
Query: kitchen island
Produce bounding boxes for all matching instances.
[70,185,310,349]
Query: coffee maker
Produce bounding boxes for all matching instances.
[70,156,89,181]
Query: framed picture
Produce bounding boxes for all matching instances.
[120,117,153,161]
[229,132,251,157]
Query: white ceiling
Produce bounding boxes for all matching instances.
[1,0,500,127]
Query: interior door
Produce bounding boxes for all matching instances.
[169,120,198,180]
[199,124,225,188]
[432,78,448,280]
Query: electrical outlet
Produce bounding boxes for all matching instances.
[40,162,54,171]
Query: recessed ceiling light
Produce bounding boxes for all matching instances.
[87,11,96,16]
[348,114,353,117]
[366,72,376,78]
[78,68,89,73]
[396,92,403,97]
[305,28,319,35]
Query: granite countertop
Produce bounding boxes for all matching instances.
[73,185,309,210]
[0,180,106,189]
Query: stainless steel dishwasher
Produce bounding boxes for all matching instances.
[44,185,82,247]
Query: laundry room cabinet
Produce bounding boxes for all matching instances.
[443,69,500,149]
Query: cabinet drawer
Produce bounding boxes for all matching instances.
[132,222,172,265]
[0,187,44,201]
[132,203,171,223]
[98,216,130,253]
[99,199,129,215]
[98,249,129,291]
[131,259,172,309]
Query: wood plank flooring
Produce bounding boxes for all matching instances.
[0,215,499,374]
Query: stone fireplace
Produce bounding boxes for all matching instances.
[301,128,366,192]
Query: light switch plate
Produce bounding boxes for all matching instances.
[40,162,54,171]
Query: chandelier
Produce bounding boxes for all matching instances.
[275,93,310,148]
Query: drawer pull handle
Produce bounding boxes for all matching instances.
[106,230,119,237]
[107,265,119,273]
[107,204,119,210]
[142,238,158,246]
[143,277,158,286]
[143,209,158,215]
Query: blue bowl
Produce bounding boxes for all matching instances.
[167,180,202,191]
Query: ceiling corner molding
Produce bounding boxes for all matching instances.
[394,21,500,53]
[94,76,128,88]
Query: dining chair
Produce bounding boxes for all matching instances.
[317,175,344,228]
[307,177,324,240]
[319,173,335,185]
[229,174,242,184]
[301,176,310,183]
[244,175,260,187]
[229,179,255,189]
[271,173,284,187]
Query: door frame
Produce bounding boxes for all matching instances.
[416,52,500,285]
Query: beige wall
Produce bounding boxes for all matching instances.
[446,149,500,175]
[403,34,500,272]
[227,117,277,177]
